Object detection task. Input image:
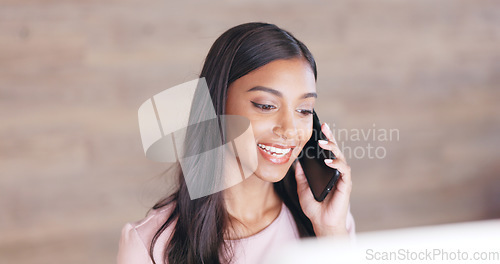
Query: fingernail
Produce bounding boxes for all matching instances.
[318,140,328,145]
[324,159,333,164]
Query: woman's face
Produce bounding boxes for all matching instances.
[226,58,316,182]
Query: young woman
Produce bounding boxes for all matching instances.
[118,22,355,264]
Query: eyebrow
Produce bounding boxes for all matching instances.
[247,86,317,99]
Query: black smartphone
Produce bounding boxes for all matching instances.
[298,111,340,202]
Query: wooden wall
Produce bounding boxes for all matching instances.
[1,0,499,263]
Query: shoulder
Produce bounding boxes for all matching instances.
[117,203,177,264]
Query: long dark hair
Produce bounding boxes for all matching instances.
[150,22,318,264]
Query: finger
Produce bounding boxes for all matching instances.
[324,158,351,179]
[324,159,352,194]
[294,161,315,202]
[322,123,337,145]
[318,139,346,161]
[294,160,306,185]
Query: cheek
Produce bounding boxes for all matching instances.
[248,117,274,140]
[227,103,273,143]
[296,124,313,150]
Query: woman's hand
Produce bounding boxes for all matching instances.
[295,123,352,237]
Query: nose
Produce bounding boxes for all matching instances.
[272,109,299,141]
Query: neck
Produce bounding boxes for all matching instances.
[223,174,283,239]
[223,174,282,223]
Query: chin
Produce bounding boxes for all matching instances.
[253,157,296,183]
[254,169,288,183]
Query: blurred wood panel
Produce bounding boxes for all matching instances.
[1,0,499,263]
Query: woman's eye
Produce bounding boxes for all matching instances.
[297,109,313,116]
[251,101,276,111]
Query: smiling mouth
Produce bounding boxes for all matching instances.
[257,143,293,157]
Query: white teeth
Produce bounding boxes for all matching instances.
[257,144,292,157]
